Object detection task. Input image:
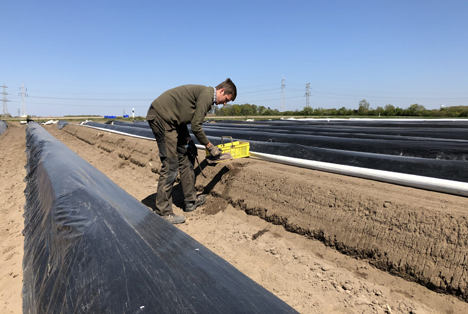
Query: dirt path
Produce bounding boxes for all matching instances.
[0,123,26,314]
[2,122,468,313]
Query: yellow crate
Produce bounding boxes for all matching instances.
[205,136,250,159]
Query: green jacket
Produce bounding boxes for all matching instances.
[147,85,214,146]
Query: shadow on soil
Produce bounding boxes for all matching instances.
[141,164,232,212]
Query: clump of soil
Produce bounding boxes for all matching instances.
[203,197,229,215]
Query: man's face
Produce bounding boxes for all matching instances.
[216,88,233,106]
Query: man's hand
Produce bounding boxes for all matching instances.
[186,140,198,157]
[207,143,222,157]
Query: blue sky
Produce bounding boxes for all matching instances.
[2,0,467,117]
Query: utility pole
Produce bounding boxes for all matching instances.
[2,84,10,116]
[305,83,311,108]
[19,83,28,117]
[281,76,285,111]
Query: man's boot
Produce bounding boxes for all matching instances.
[184,194,207,212]
[162,214,185,224]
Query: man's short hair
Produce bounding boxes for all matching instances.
[216,78,237,101]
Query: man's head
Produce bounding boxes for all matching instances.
[215,78,237,105]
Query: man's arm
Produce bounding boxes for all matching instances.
[190,93,213,147]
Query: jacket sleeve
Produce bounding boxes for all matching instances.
[190,92,213,146]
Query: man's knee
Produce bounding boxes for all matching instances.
[160,157,179,182]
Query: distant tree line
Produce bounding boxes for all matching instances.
[213,100,468,117]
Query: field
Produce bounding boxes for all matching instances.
[1,121,468,313]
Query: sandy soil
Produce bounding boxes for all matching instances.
[2,121,468,313]
[0,124,26,314]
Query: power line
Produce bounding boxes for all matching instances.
[241,88,278,95]
[27,83,280,96]
[239,83,279,89]
[29,88,281,99]
[8,100,149,107]
[22,83,468,103]
[313,91,468,100]
[28,91,155,95]
[29,96,153,101]
[8,85,467,115]
[244,96,304,103]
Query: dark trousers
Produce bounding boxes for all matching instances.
[148,116,196,216]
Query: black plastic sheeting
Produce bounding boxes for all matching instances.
[111,119,468,140]
[213,118,468,131]
[196,127,468,161]
[96,120,468,158]
[83,121,468,183]
[245,141,468,182]
[202,123,468,141]
[57,120,69,130]
[23,123,296,313]
[0,120,7,135]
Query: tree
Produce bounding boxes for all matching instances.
[337,107,350,115]
[358,99,370,115]
[375,106,384,116]
[240,104,253,116]
[302,106,313,116]
[313,107,325,116]
[251,104,258,115]
[261,107,272,115]
[215,104,230,116]
[407,103,426,116]
[394,107,404,116]
[367,109,377,116]
[328,108,337,115]
[439,105,468,117]
[230,104,242,116]
[431,108,445,117]
[384,104,395,116]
